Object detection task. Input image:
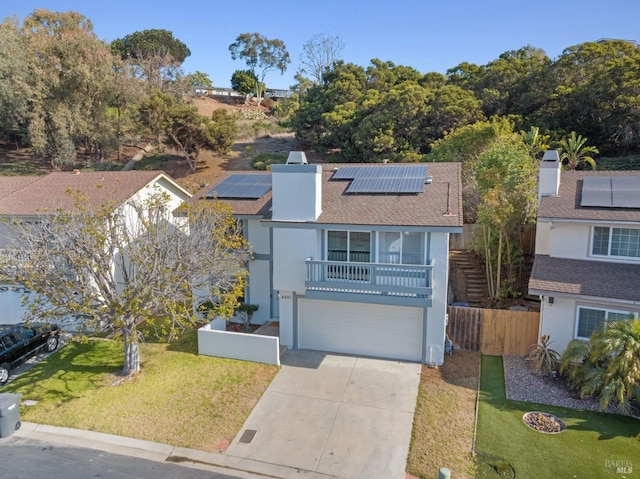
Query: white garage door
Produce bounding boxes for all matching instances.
[298,299,423,361]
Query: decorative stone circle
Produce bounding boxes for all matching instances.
[523,411,566,434]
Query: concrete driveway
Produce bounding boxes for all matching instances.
[225,349,421,479]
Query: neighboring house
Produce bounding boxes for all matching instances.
[529,151,640,353]
[0,170,191,324]
[194,153,463,365]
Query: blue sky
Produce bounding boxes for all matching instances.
[2,1,639,89]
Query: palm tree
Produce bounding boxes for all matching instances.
[520,126,550,160]
[561,319,640,414]
[558,131,599,170]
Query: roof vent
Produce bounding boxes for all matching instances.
[286,151,308,165]
[425,175,433,184]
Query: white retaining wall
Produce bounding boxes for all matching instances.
[197,320,280,366]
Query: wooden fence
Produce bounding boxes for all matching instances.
[447,306,540,355]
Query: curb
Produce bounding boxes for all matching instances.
[9,422,336,479]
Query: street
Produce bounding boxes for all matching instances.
[0,436,258,479]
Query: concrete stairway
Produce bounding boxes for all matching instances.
[449,249,489,308]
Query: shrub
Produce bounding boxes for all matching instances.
[251,153,287,170]
[560,319,640,414]
[527,335,560,376]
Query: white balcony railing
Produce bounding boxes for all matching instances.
[305,259,433,304]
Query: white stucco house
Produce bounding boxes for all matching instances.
[528,151,640,352]
[195,153,463,365]
[0,170,191,324]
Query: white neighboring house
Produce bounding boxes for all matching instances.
[0,170,191,325]
[529,151,640,352]
[194,153,463,365]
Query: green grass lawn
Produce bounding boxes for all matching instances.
[0,331,278,452]
[475,355,640,478]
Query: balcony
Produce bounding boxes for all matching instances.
[305,259,433,307]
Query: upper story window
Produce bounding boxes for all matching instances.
[576,306,639,339]
[379,232,425,264]
[326,230,425,265]
[327,231,371,262]
[591,226,640,258]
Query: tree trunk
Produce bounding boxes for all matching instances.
[122,327,140,375]
[496,230,503,298]
[124,341,140,375]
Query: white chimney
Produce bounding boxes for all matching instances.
[286,151,308,165]
[538,150,561,203]
[271,162,322,221]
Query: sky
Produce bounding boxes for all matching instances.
[2,0,639,90]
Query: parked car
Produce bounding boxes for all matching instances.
[0,322,60,385]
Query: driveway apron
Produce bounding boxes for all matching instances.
[225,349,422,479]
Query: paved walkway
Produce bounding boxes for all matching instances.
[225,350,422,479]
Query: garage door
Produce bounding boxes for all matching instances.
[298,299,423,361]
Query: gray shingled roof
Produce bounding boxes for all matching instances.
[529,254,640,302]
[0,171,183,216]
[539,170,640,222]
[192,162,463,228]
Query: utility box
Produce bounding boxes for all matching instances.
[0,393,21,438]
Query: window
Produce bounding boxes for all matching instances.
[327,231,370,262]
[576,306,639,339]
[592,226,640,258]
[379,232,425,264]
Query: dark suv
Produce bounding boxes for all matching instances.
[0,323,60,385]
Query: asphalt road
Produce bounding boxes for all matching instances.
[0,437,255,479]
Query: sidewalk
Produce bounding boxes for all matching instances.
[8,422,337,479]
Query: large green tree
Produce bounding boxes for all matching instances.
[22,9,115,168]
[0,18,31,145]
[2,192,251,374]
[111,28,191,91]
[229,32,290,106]
[475,141,538,300]
[231,69,259,104]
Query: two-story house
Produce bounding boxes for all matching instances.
[0,170,191,324]
[196,153,462,365]
[529,151,640,352]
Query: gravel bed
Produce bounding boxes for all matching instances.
[503,355,617,413]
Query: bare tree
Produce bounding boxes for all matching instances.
[1,191,251,375]
[299,33,345,84]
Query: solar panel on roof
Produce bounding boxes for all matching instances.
[340,164,428,194]
[205,174,272,199]
[611,176,640,208]
[331,166,364,180]
[581,176,612,207]
[581,175,640,208]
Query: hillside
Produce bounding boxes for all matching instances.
[0,96,328,194]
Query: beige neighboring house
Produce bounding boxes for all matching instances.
[0,170,192,324]
[529,151,640,352]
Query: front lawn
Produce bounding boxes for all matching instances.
[476,355,640,478]
[0,331,278,452]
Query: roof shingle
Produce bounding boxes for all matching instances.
[192,162,463,228]
[0,171,171,216]
[529,254,640,302]
[539,170,640,223]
